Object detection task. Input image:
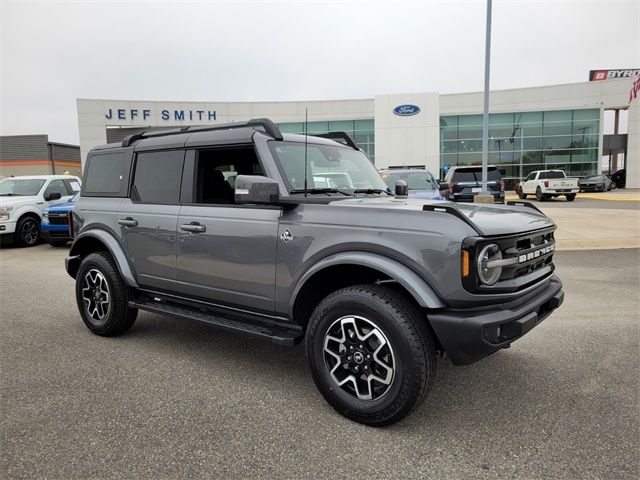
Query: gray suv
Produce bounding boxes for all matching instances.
[66,119,564,426]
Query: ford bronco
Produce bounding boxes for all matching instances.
[66,119,564,426]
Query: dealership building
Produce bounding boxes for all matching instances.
[77,77,639,188]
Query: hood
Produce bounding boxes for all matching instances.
[330,197,555,236]
[0,195,39,208]
[44,200,76,213]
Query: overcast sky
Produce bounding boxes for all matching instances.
[1,0,638,144]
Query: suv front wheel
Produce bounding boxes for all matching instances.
[75,252,138,336]
[306,285,436,426]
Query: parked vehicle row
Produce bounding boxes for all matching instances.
[0,175,80,247]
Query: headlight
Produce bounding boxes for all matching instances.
[0,206,13,221]
[477,244,502,285]
[43,211,49,217]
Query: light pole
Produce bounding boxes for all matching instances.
[480,0,492,196]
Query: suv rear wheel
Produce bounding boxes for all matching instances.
[306,285,436,426]
[75,252,138,336]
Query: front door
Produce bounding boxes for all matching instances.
[177,205,280,313]
[176,145,279,314]
[118,149,185,291]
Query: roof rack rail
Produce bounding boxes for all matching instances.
[121,118,283,147]
[312,132,359,150]
[506,200,545,215]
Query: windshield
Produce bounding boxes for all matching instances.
[270,142,388,193]
[381,171,438,191]
[0,178,46,196]
[582,175,602,181]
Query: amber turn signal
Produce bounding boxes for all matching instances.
[461,250,470,277]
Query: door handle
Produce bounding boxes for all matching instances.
[181,222,206,233]
[118,217,138,227]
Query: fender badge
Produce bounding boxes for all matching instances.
[280,229,293,243]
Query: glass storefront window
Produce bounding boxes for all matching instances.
[440,108,600,181]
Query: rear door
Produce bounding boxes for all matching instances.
[118,149,185,291]
[176,146,280,314]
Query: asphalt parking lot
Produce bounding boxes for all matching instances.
[1,245,639,479]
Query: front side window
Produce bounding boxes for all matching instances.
[132,150,185,204]
[193,146,263,204]
[270,142,387,194]
[44,180,69,197]
[0,178,45,196]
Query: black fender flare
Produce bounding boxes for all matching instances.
[66,230,138,288]
[288,251,445,318]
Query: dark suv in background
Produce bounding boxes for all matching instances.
[65,119,563,426]
[443,165,505,203]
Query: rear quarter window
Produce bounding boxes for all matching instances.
[83,150,132,197]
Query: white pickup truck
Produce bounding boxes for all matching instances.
[0,175,81,246]
[517,170,579,202]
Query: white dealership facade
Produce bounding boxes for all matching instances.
[77,77,639,188]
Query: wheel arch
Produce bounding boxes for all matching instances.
[290,252,445,326]
[67,230,138,288]
[16,210,42,224]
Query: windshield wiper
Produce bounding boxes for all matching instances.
[289,188,352,196]
[0,193,20,196]
[353,188,392,195]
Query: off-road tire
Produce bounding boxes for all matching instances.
[535,187,546,202]
[565,193,576,202]
[14,216,40,247]
[306,284,437,426]
[75,252,138,336]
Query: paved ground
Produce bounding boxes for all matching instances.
[1,245,638,479]
[500,191,640,250]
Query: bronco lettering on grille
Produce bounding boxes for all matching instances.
[518,244,555,264]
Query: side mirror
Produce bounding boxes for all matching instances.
[438,181,449,191]
[44,192,62,201]
[395,180,408,197]
[235,175,280,204]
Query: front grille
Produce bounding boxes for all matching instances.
[500,229,555,281]
[463,226,556,293]
[48,215,69,225]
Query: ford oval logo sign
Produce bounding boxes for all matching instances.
[393,104,421,116]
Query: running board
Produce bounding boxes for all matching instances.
[129,299,302,346]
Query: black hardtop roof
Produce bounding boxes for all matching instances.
[89,118,360,153]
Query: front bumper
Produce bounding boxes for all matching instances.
[41,228,71,244]
[0,221,17,235]
[428,275,563,365]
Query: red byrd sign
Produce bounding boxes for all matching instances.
[589,69,640,81]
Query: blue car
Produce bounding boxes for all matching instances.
[41,193,77,246]
[379,168,444,200]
